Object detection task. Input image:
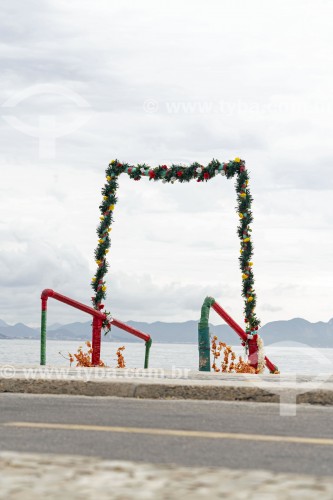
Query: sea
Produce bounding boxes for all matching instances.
[1,339,333,374]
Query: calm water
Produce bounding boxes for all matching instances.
[1,339,333,374]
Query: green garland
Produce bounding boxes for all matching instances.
[91,158,261,335]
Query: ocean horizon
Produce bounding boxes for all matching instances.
[1,339,333,375]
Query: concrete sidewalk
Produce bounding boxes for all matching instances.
[1,365,333,406]
[1,451,333,499]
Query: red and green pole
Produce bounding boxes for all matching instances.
[40,288,107,366]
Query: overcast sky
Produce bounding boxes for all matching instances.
[0,0,332,328]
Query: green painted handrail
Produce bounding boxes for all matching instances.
[198,296,215,371]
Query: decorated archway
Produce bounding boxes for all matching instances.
[91,158,260,339]
[39,157,279,371]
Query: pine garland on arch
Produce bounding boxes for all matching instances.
[91,157,261,336]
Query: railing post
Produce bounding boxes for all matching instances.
[40,296,48,365]
[198,296,215,371]
[247,335,259,370]
[91,316,102,366]
[144,338,152,369]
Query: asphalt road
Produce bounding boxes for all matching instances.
[1,393,333,476]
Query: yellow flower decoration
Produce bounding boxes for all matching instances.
[242,274,248,280]
[109,205,115,210]
[105,249,109,254]
[91,277,96,282]
[98,239,104,244]
[240,192,246,198]
[99,216,104,220]
[102,285,107,292]
[106,176,111,181]
[247,296,254,302]
[234,157,241,162]
[108,228,112,232]
[243,237,250,242]
[248,262,253,266]
[103,196,108,200]
[239,213,244,219]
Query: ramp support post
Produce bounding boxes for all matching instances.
[40,295,48,365]
[92,316,103,366]
[144,338,152,369]
[198,296,215,371]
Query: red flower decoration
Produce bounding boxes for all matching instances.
[128,167,132,174]
[149,170,155,179]
[161,165,168,170]
[203,172,210,180]
[177,171,183,177]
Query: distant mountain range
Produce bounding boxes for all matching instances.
[0,317,333,347]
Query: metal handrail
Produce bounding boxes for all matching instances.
[198,296,278,373]
[40,289,152,367]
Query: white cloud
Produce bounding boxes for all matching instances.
[108,271,239,324]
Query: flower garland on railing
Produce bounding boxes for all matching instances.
[91,157,261,336]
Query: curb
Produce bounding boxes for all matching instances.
[1,376,333,405]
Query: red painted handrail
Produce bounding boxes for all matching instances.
[211,302,247,342]
[211,300,278,373]
[41,289,106,319]
[40,289,152,366]
[111,318,150,342]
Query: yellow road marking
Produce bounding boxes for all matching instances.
[3,422,333,446]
